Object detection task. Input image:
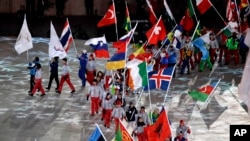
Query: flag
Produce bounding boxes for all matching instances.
[49,22,67,59]
[128,43,147,60]
[88,124,107,141]
[60,18,73,52]
[180,0,195,32]
[146,0,157,25]
[240,0,249,9]
[15,15,33,54]
[188,80,220,102]
[221,25,233,37]
[192,32,210,60]
[97,3,116,27]
[195,0,212,15]
[123,3,131,32]
[144,106,171,141]
[145,67,175,90]
[226,0,237,21]
[106,25,137,70]
[84,36,110,58]
[146,17,167,45]
[172,25,183,49]
[126,59,148,90]
[114,119,133,141]
[193,21,202,40]
[244,28,250,47]
[239,41,250,115]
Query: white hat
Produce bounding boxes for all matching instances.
[82,49,87,54]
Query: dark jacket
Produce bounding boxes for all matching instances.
[126,106,138,121]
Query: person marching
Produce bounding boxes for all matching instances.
[135,106,150,126]
[78,50,88,88]
[111,101,126,131]
[126,101,138,129]
[180,45,192,75]
[46,56,59,91]
[27,56,40,93]
[86,54,96,85]
[132,116,147,141]
[225,32,240,65]
[208,32,219,64]
[56,58,75,94]
[29,63,46,96]
[87,79,102,116]
[176,120,191,141]
[103,93,116,128]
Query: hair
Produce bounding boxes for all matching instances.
[34,56,39,62]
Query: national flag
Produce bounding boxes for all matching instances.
[106,24,137,70]
[97,3,116,27]
[192,32,210,59]
[126,59,148,90]
[15,15,33,55]
[123,3,131,32]
[60,18,73,52]
[239,40,250,115]
[84,36,110,58]
[114,119,133,141]
[144,106,171,141]
[221,25,233,37]
[88,124,107,141]
[188,80,220,102]
[145,67,175,90]
[146,17,167,45]
[128,43,147,60]
[244,28,250,47]
[146,0,157,25]
[172,25,183,49]
[240,0,249,9]
[195,0,212,15]
[180,0,195,32]
[226,0,237,21]
[49,22,67,59]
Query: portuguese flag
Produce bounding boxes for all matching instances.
[188,80,220,102]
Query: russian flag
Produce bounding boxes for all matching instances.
[60,18,73,52]
[84,36,110,58]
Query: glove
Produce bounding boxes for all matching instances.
[86,94,90,101]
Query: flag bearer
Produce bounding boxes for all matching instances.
[29,63,46,96]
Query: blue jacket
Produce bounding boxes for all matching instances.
[50,61,58,74]
[28,61,40,75]
[167,49,177,64]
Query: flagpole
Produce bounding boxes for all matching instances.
[163,65,176,105]
[122,22,138,99]
[27,50,29,62]
[95,123,107,141]
[189,0,198,22]
[211,3,227,25]
[145,59,152,121]
[233,0,242,32]
[112,0,119,41]
[67,18,78,55]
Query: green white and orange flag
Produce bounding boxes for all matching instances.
[188,79,220,102]
[114,119,133,141]
[126,58,148,90]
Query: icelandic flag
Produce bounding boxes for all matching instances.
[60,18,73,52]
[145,66,175,91]
[84,36,110,58]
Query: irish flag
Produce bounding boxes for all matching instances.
[126,58,148,90]
[188,80,220,102]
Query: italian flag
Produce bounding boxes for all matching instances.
[188,85,214,102]
[126,59,148,90]
[196,0,212,15]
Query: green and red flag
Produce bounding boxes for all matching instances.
[188,80,220,102]
[123,3,131,32]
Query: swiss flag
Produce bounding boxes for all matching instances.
[97,3,116,27]
[146,17,167,45]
